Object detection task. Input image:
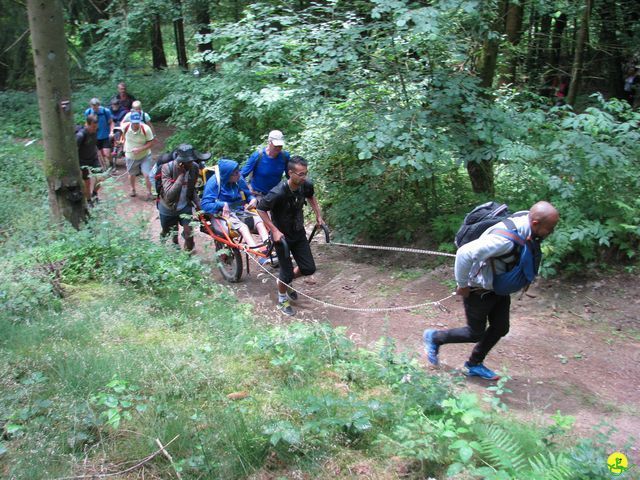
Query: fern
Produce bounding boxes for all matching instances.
[529,451,573,480]
[479,424,527,474]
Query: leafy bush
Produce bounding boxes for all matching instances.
[0,92,41,137]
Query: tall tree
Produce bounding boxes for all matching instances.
[26,0,86,227]
[534,13,552,73]
[567,0,592,106]
[596,0,623,99]
[550,12,567,73]
[504,0,525,84]
[192,0,215,71]
[151,14,168,70]
[468,0,507,196]
[173,0,188,70]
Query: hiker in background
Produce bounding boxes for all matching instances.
[257,155,324,316]
[554,75,570,106]
[75,114,101,205]
[623,67,638,106]
[423,201,560,380]
[241,130,290,200]
[121,111,155,199]
[110,82,135,112]
[157,145,205,252]
[122,100,154,133]
[84,98,114,170]
[201,158,271,260]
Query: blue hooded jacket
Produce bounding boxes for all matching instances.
[201,159,255,214]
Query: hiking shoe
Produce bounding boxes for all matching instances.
[277,299,295,316]
[286,286,298,301]
[423,329,440,366]
[463,362,499,380]
[270,257,279,268]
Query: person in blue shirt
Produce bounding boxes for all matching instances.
[240,130,290,197]
[84,98,114,170]
[201,159,270,260]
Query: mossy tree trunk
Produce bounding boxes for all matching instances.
[26,0,86,228]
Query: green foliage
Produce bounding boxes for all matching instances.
[0,92,41,137]
[90,377,149,430]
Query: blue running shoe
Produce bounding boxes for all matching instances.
[463,362,499,380]
[423,329,439,366]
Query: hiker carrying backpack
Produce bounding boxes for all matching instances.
[422,201,559,381]
[454,201,549,295]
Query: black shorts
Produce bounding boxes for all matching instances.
[275,230,316,284]
[159,206,194,236]
[96,138,112,149]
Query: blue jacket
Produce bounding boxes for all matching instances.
[201,159,255,214]
[240,148,290,194]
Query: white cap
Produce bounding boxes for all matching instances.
[268,130,285,147]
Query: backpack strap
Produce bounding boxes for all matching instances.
[491,228,526,247]
[252,150,264,175]
[213,164,221,196]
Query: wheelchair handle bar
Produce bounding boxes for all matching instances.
[268,235,290,260]
[308,224,330,244]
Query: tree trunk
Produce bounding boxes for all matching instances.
[468,0,506,196]
[550,13,567,72]
[566,0,592,106]
[536,14,551,72]
[26,0,86,227]
[173,0,188,70]
[597,0,623,99]
[194,0,215,71]
[151,14,167,70]
[504,1,524,84]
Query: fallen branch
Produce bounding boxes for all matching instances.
[156,437,183,480]
[53,434,180,480]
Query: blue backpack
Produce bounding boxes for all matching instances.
[490,222,542,295]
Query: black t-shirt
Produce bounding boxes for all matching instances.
[257,179,315,238]
[110,93,135,111]
[75,127,99,167]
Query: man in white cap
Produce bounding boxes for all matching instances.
[122,100,154,133]
[121,111,155,198]
[240,129,291,198]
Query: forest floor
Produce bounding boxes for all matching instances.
[108,124,639,462]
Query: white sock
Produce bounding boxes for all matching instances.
[278,293,287,303]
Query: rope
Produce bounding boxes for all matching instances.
[244,253,456,313]
[321,241,456,258]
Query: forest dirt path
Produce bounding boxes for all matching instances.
[106,124,639,461]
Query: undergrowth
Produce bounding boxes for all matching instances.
[0,123,627,479]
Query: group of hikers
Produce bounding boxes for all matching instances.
[76,87,323,317]
[76,82,156,205]
[76,82,560,381]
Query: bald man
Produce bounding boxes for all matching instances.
[423,201,559,380]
